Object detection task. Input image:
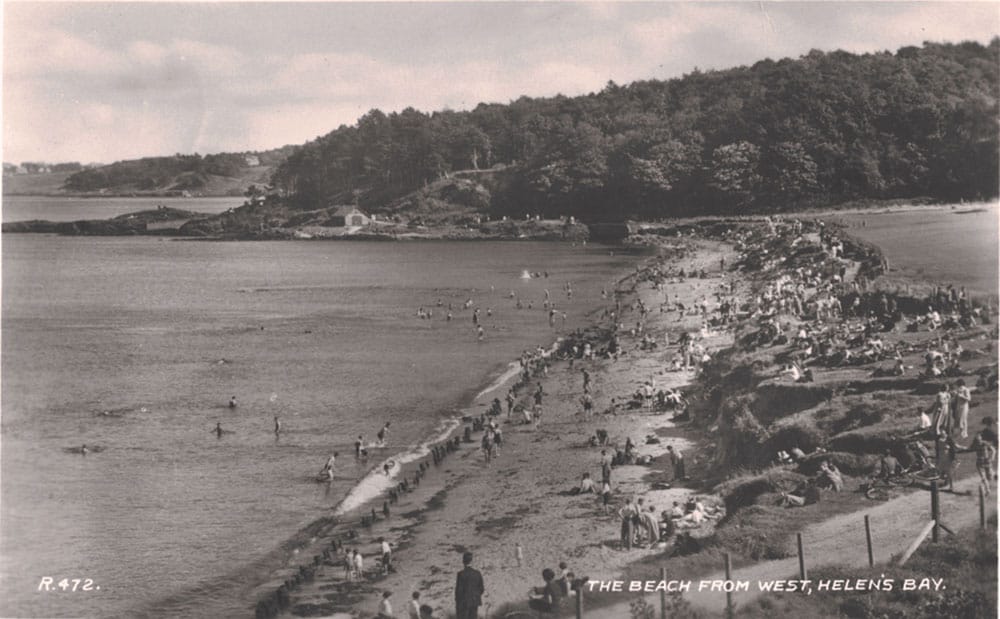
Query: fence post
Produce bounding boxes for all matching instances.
[931,481,940,543]
[659,566,667,619]
[796,532,807,580]
[724,552,734,619]
[864,515,874,567]
[980,485,987,530]
[575,586,583,619]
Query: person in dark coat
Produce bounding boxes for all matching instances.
[455,551,484,619]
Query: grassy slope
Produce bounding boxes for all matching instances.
[2,166,274,197]
[739,519,997,619]
[2,171,74,195]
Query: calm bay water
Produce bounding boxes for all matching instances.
[1,234,640,618]
[832,203,999,294]
[2,196,241,223]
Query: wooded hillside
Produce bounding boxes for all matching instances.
[272,40,999,220]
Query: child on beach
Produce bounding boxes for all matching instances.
[515,542,524,567]
[482,431,494,466]
[344,549,354,581]
[353,549,364,580]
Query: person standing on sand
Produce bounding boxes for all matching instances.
[407,592,422,619]
[343,548,354,581]
[481,431,494,467]
[667,445,686,481]
[953,379,971,439]
[455,551,485,619]
[380,537,393,574]
[618,497,638,549]
[931,384,952,436]
[356,435,365,458]
[274,416,281,436]
[601,480,612,513]
[971,422,996,496]
[229,396,237,409]
[378,422,391,447]
[377,591,394,618]
[506,389,515,418]
[353,549,364,579]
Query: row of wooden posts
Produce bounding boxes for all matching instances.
[566,479,991,619]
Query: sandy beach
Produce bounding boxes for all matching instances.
[256,217,997,619]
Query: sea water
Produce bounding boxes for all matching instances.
[1,234,641,618]
[833,203,999,295]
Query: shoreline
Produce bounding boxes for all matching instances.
[257,234,729,618]
[149,254,647,618]
[260,214,997,619]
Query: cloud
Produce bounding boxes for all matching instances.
[5,27,125,79]
[3,2,998,163]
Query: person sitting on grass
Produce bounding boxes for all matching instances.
[876,450,901,480]
[779,480,820,508]
[817,460,844,492]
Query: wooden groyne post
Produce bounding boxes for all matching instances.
[864,515,874,567]
[980,485,987,530]
[659,566,667,619]
[796,532,807,580]
[724,553,734,619]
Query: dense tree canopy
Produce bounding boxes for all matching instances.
[272,40,998,220]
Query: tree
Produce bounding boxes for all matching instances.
[710,142,762,207]
[762,141,818,202]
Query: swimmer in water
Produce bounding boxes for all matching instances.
[214,423,223,438]
[228,396,237,409]
[274,416,281,435]
[81,444,89,455]
[377,422,390,446]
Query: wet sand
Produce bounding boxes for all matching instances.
[260,236,741,618]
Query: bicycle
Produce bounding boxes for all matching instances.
[910,461,958,488]
[862,472,914,500]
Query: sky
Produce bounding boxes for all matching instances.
[3,1,999,165]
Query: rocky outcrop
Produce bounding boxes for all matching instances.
[3,207,205,235]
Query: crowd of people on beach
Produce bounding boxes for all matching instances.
[257,213,997,618]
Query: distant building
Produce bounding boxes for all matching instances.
[328,206,370,227]
[244,154,261,167]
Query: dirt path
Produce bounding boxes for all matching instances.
[604,474,994,616]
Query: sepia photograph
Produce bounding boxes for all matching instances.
[2,2,998,618]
